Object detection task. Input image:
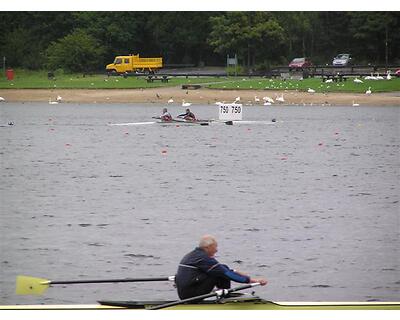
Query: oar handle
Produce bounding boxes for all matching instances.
[50,276,175,285]
[150,282,260,310]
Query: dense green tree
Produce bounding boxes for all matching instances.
[0,11,399,71]
[208,12,286,68]
[348,12,400,64]
[1,28,44,69]
[46,29,106,72]
[0,12,75,69]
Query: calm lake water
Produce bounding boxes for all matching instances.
[0,102,399,305]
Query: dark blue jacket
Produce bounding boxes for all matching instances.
[175,247,250,288]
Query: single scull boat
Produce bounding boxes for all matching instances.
[1,297,399,310]
[8,275,400,310]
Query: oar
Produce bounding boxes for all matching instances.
[149,282,261,310]
[16,275,175,295]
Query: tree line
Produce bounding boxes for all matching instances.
[0,12,399,73]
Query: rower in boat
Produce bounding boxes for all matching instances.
[160,108,173,121]
[175,235,267,299]
[178,108,196,121]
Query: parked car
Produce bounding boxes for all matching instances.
[332,53,353,66]
[288,57,312,71]
[395,69,400,77]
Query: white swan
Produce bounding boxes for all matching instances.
[386,71,392,80]
[352,101,360,107]
[263,96,274,103]
[56,95,63,102]
[307,88,316,93]
[167,98,174,104]
[49,98,59,105]
[0,97,5,102]
[182,100,192,107]
[254,96,260,102]
[276,94,285,103]
[353,78,363,83]
[365,87,372,95]
[365,73,377,80]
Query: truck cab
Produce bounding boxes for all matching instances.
[106,56,131,74]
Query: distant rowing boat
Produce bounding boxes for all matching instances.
[156,118,211,126]
[1,297,399,310]
[108,118,211,126]
[107,119,278,126]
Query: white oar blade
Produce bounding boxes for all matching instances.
[16,275,50,295]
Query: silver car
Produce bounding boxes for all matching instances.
[332,53,353,66]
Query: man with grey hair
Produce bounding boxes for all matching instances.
[175,235,267,299]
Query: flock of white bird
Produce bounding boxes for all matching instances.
[0,71,394,107]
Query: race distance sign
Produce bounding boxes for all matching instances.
[218,103,243,121]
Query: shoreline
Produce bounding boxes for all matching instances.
[0,87,399,106]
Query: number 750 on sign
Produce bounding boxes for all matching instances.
[218,103,243,120]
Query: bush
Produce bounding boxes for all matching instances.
[46,29,105,73]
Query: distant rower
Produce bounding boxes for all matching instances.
[178,108,196,121]
[160,108,172,121]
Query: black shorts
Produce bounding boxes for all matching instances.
[177,276,231,300]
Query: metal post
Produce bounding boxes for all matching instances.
[385,24,388,68]
[235,54,237,77]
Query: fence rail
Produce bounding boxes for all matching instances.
[104,64,400,78]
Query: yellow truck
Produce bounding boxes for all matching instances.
[106,54,163,74]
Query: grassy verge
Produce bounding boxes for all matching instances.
[1,70,399,93]
[0,69,227,89]
[205,77,400,93]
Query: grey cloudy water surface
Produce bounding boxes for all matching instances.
[0,103,399,305]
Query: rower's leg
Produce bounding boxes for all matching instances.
[215,277,231,289]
